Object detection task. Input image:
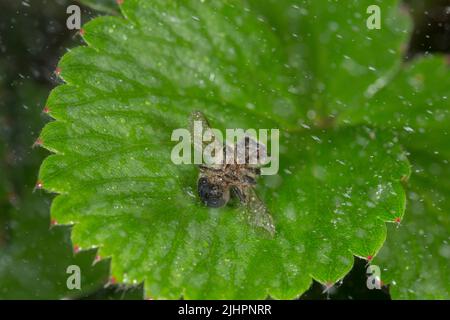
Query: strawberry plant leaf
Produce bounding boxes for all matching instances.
[39,0,410,299]
[247,0,411,122]
[0,80,109,299]
[376,152,450,299]
[338,56,450,299]
[83,283,144,300]
[353,56,450,299]
[340,57,450,157]
[0,195,110,299]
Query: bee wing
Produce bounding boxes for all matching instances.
[241,186,275,237]
[190,111,214,152]
[190,111,223,168]
[235,135,267,166]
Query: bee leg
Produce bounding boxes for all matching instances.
[243,175,257,185]
[231,186,246,202]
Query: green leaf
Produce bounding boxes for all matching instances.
[0,195,110,299]
[339,57,450,157]
[0,79,110,299]
[82,283,144,300]
[338,56,450,299]
[0,2,145,299]
[38,0,411,299]
[247,0,411,122]
[375,151,450,299]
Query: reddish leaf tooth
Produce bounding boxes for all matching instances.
[33,137,43,148]
[35,180,43,190]
[322,282,335,294]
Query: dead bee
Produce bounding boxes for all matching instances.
[190,111,275,236]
